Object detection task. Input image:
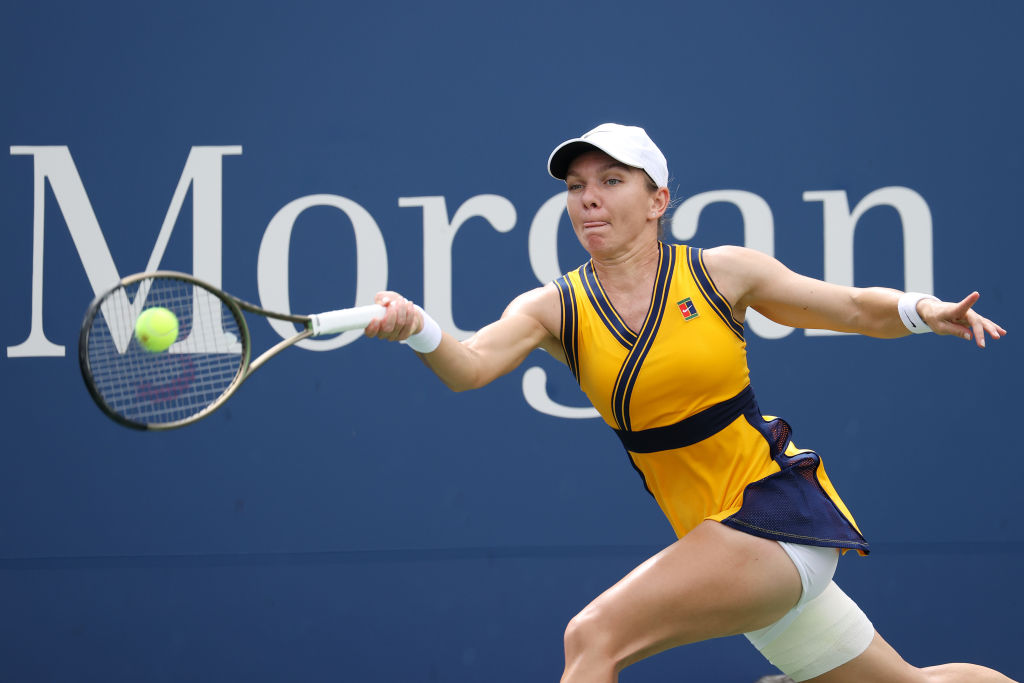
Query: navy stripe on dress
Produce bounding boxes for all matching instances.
[581,261,637,350]
[611,243,676,431]
[687,247,745,341]
[615,385,756,453]
[554,274,580,382]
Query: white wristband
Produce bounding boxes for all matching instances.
[402,304,443,353]
[897,292,938,334]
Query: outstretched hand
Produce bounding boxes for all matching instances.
[919,292,1006,348]
[363,291,422,342]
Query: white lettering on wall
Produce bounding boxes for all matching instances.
[803,188,933,336]
[4,147,938,420]
[671,190,793,340]
[522,366,601,419]
[521,191,600,419]
[7,145,242,357]
[527,191,569,284]
[398,195,516,340]
[257,194,389,351]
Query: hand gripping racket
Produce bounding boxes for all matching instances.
[79,270,383,430]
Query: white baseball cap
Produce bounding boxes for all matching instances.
[547,123,669,189]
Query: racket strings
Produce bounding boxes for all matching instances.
[84,277,246,427]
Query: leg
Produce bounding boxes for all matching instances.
[746,577,1017,682]
[807,632,1018,682]
[805,632,924,682]
[920,664,1019,683]
[561,520,802,683]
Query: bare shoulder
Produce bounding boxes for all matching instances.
[700,245,762,309]
[504,283,561,336]
[499,284,564,360]
[701,244,767,269]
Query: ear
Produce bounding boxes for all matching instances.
[649,186,670,219]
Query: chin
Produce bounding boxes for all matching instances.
[579,234,606,253]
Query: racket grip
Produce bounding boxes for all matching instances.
[309,304,386,335]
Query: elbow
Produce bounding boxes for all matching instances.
[850,288,906,339]
[438,371,487,393]
[436,343,495,392]
[849,312,900,339]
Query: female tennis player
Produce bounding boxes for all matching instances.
[364,124,1013,682]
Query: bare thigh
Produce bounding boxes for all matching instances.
[568,520,803,672]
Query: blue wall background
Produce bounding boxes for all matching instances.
[2,1,1021,681]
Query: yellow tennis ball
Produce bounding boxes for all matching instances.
[135,306,179,353]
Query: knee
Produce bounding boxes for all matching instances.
[921,664,1016,683]
[563,605,614,665]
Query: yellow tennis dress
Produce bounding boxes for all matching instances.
[554,243,868,553]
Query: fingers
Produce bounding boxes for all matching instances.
[969,314,985,348]
[364,292,421,342]
[950,291,980,319]
[934,292,981,343]
[926,292,1006,348]
[968,312,1006,349]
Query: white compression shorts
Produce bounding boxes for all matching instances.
[744,542,875,681]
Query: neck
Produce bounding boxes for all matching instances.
[590,238,661,294]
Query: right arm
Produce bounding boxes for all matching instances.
[364,285,565,392]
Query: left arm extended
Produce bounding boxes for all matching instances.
[703,245,1006,347]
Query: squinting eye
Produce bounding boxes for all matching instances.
[568,183,583,191]
[606,178,622,185]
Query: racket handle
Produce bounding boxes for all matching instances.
[309,304,386,335]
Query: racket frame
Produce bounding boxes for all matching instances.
[79,270,319,431]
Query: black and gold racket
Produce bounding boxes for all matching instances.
[79,271,383,430]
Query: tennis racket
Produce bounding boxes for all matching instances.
[79,270,384,430]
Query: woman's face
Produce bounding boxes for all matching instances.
[564,149,667,258]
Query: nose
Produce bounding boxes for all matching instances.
[579,183,600,208]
